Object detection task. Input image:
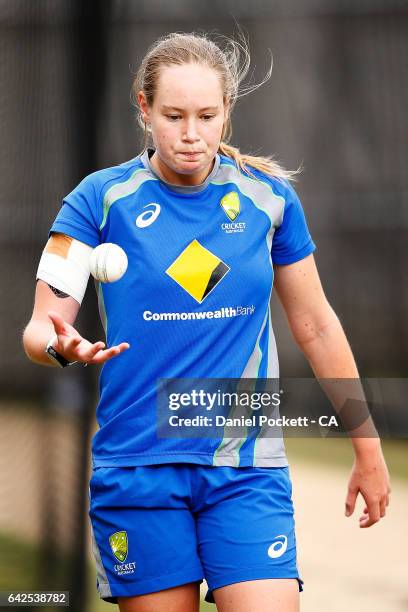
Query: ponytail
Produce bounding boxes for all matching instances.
[218,142,301,182]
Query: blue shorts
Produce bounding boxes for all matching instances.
[88,464,303,603]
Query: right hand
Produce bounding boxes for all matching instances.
[48,310,130,365]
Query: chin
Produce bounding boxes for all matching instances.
[175,161,205,174]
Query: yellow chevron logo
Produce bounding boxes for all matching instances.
[166,239,230,303]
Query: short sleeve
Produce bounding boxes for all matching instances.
[271,181,316,265]
[49,174,102,247]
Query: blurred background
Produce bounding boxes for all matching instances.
[0,1,407,611]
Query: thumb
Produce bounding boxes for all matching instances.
[345,486,358,517]
[48,310,67,336]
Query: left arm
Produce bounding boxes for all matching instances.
[274,253,391,527]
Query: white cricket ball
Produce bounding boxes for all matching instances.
[90,243,128,283]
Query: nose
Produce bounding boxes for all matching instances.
[182,118,200,143]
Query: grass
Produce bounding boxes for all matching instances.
[0,533,39,591]
[0,532,215,612]
[0,533,64,612]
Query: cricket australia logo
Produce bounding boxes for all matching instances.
[220,191,246,234]
[221,191,240,220]
[109,531,128,562]
[109,531,136,576]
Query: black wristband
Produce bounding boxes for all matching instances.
[45,336,77,368]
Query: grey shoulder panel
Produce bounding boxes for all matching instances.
[100,168,158,230]
[213,164,286,229]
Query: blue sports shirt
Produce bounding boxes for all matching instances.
[48,150,316,468]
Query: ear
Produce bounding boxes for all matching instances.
[137,91,150,123]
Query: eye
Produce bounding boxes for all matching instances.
[201,114,215,121]
[166,115,181,121]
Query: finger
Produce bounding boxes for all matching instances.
[117,342,130,351]
[359,516,372,528]
[101,343,130,355]
[359,507,373,527]
[91,346,121,364]
[86,341,106,359]
[360,500,381,527]
[359,510,374,527]
[360,516,378,528]
[379,497,387,518]
[86,342,130,365]
[345,486,358,516]
[94,345,126,363]
[57,336,83,359]
[66,336,82,350]
[71,341,105,364]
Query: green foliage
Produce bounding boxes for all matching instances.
[0,533,39,591]
[0,533,215,611]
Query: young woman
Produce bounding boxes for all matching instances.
[23,32,391,612]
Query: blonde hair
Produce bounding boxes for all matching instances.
[131,31,300,182]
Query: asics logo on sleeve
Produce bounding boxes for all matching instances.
[136,203,161,228]
[267,535,288,558]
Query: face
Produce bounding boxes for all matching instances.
[138,63,228,186]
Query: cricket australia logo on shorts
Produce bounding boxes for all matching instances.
[267,535,288,559]
[109,531,136,575]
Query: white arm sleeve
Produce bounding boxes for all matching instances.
[36,234,93,305]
